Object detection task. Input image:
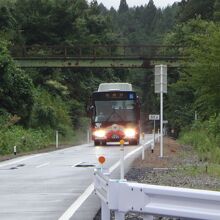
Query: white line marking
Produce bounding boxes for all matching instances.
[58,138,153,220]
[36,162,50,168]
[71,162,83,168]
[0,143,92,169]
[58,184,94,220]
[0,154,47,168]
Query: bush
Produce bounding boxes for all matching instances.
[30,88,73,134]
[0,126,51,155]
[180,115,220,163]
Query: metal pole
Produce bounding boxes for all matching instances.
[157,129,160,143]
[142,144,145,160]
[195,111,198,120]
[120,140,125,180]
[14,146,17,155]
[56,130,59,149]
[160,66,163,158]
[142,133,145,160]
[87,129,90,144]
[153,119,155,151]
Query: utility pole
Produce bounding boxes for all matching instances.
[155,65,167,158]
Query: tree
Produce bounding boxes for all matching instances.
[0,39,34,125]
[214,0,220,22]
[164,19,220,124]
[0,6,16,30]
[177,0,214,22]
[118,0,128,14]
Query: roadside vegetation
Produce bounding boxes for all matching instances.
[0,0,219,158]
[180,115,220,164]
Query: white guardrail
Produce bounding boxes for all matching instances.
[94,168,220,220]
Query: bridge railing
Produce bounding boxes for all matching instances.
[10,44,183,59]
[94,169,220,220]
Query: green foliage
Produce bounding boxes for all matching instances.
[30,88,72,134]
[0,5,16,30]
[180,116,220,163]
[0,38,34,125]
[0,125,51,155]
[0,0,218,156]
[177,0,214,22]
[214,0,220,21]
[164,19,220,133]
[118,0,128,14]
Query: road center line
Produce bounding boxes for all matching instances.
[36,162,50,168]
[58,139,153,220]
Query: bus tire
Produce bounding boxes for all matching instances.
[94,141,100,146]
[130,139,139,145]
[100,141,106,146]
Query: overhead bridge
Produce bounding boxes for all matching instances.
[11,45,185,68]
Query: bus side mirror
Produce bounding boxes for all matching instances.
[86,104,95,117]
[136,97,141,120]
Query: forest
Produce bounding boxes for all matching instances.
[0,0,219,162]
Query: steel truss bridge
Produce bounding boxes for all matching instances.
[11,45,185,68]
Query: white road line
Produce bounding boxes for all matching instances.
[0,154,47,168]
[58,184,94,220]
[58,139,153,220]
[71,162,83,168]
[0,143,92,169]
[36,162,50,168]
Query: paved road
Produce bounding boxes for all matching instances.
[0,134,154,220]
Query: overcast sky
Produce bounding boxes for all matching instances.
[88,0,181,9]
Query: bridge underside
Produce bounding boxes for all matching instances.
[14,57,181,68]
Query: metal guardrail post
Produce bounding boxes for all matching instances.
[101,200,110,220]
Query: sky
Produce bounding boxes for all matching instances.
[88,0,181,9]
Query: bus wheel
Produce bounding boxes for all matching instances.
[94,141,100,146]
[101,141,106,146]
[130,139,139,145]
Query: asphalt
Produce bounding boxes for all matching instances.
[0,135,154,220]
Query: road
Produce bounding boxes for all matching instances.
[0,134,154,220]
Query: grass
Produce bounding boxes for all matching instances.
[181,164,220,178]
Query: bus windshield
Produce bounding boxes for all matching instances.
[94,100,136,123]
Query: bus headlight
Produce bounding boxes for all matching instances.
[93,130,106,138]
[124,128,136,138]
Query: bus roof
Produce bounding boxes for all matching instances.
[98,83,133,92]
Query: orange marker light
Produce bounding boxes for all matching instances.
[120,139,125,145]
[98,156,106,164]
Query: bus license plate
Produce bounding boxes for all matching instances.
[112,134,119,139]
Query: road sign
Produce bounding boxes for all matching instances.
[149,114,160,120]
[163,120,168,124]
[155,65,167,93]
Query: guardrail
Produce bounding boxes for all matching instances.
[94,167,220,220]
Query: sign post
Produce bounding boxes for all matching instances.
[155,65,167,158]
[56,130,59,149]
[120,139,125,180]
[149,114,160,151]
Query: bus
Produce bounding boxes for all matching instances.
[88,83,140,146]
